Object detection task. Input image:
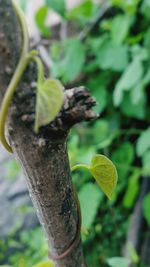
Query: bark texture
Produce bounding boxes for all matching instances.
[0,1,97,266]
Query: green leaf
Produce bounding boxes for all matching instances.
[89,120,110,145]
[83,119,117,149]
[143,193,150,226]
[113,58,143,106]
[35,6,50,37]
[45,0,66,17]
[32,261,54,267]
[67,0,94,22]
[52,39,86,82]
[112,142,134,166]
[141,0,150,20]
[130,81,145,105]
[136,127,150,156]
[90,154,118,199]
[111,15,131,45]
[35,79,64,133]
[107,257,130,267]
[87,76,109,113]
[79,183,102,229]
[120,91,146,119]
[123,170,140,208]
[98,43,129,71]
[142,150,150,175]
[111,0,140,14]
[112,142,134,182]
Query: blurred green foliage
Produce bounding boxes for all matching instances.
[107,257,130,267]
[0,227,48,267]
[2,0,150,266]
[3,160,21,180]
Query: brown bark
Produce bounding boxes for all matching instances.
[0,1,97,266]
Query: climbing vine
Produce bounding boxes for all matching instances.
[0,0,64,153]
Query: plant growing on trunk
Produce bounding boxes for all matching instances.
[0,1,117,266]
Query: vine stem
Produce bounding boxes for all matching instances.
[0,56,30,153]
[0,0,44,153]
[71,164,90,172]
[0,0,29,153]
[12,0,29,54]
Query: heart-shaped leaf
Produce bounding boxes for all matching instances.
[90,154,118,199]
[35,79,64,133]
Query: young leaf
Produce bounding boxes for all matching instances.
[90,154,118,199]
[35,79,64,133]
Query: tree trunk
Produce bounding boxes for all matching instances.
[0,1,97,266]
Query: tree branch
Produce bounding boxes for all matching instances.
[0,1,97,266]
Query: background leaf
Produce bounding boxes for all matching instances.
[142,150,150,175]
[98,43,129,71]
[79,183,102,229]
[110,15,131,45]
[136,127,150,156]
[107,257,130,267]
[120,90,146,119]
[51,39,86,83]
[123,170,140,208]
[67,0,94,22]
[113,57,143,106]
[35,6,50,37]
[45,0,66,17]
[143,193,150,226]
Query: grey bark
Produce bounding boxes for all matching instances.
[0,1,97,266]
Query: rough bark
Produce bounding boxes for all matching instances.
[0,1,97,266]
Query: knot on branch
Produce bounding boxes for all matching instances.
[41,86,98,137]
[14,85,98,139]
